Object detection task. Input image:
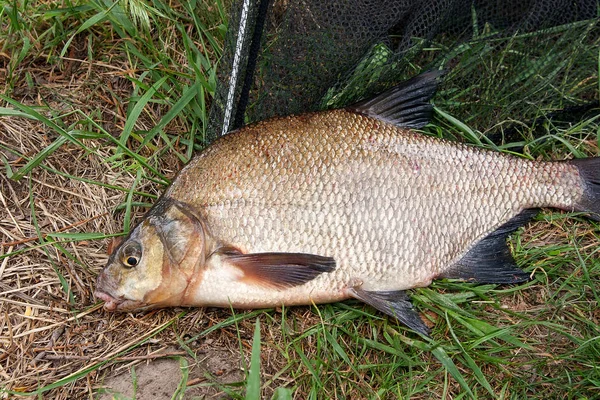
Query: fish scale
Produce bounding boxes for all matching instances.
[168,109,579,297]
[96,72,600,335]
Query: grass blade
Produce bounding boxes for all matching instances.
[60,8,110,58]
[45,232,108,240]
[434,106,484,146]
[0,97,92,180]
[11,136,68,181]
[172,357,190,400]
[430,346,474,398]
[119,76,169,149]
[140,81,202,149]
[446,313,495,396]
[271,387,293,400]
[246,318,262,400]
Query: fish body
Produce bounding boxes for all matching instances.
[171,110,580,302]
[96,72,600,335]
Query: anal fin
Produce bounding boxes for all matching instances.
[348,287,430,336]
[221,250,335,289]
[441,209,539,284]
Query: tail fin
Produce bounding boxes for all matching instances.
[572,157,600,221]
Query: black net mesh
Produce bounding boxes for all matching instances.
[207,0,599,144]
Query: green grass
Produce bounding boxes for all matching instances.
[2,0,225,183]
[1,1,599,399]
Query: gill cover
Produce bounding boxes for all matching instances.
[139,197,208,307]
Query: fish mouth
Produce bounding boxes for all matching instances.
[94,290,145,312]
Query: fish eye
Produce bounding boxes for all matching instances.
[124,256,139,267]
[120,242,142,269]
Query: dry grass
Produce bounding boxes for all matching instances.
[0,1,241,397]
[0,28,222,396]
[0,110,247,398]
[0,32,291,397]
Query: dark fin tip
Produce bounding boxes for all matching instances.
[224,252,335,289]
[442,209,539,284]
[571,157,600,221]
[349,288,430,336]
[347,70,445,129]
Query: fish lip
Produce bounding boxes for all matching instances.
[94,290,145,312]
[94,290,121,311]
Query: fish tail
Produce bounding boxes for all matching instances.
[571,157,600,221]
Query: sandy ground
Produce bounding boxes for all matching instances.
[98,347,244,399]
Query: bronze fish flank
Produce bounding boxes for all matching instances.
[95,71,600,335]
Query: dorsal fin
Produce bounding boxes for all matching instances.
[347,70,444,129]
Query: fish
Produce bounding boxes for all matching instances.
[95,71,600,335]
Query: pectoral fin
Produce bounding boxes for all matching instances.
[221,250,336,289]
[348,287,430,336]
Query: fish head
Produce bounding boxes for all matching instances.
[95,198,208,312]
